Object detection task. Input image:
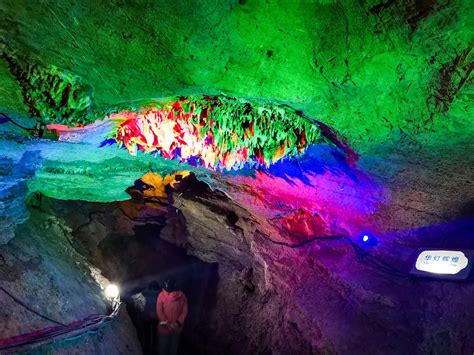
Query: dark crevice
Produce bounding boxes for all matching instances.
[369,0,396,14]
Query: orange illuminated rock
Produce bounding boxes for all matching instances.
[140,171,191,199]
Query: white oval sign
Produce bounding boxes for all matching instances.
[415,250,469,275]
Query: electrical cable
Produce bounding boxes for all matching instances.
[267,233,415,279]
[0,286,65,326]
[0,302,121,351]
[342,237,414,279]
[324,235,471,281]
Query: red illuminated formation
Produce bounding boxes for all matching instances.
[106,96,323,171]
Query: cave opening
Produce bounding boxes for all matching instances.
[94,223,218,355]
[35,178,221,355]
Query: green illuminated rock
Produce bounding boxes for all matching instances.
[0,0,472,206]
[1,54,93,125]
[0,0,472,152]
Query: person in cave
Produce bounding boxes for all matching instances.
[142,281,161,353]
[156,277,188,355]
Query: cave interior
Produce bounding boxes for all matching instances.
[0,0,473,354]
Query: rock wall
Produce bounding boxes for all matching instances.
[33,144,473,355]
[0,203,141,353]
[0,137,473,354]
[166,173,473,354]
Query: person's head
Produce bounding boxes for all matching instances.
[148,281,160,291]
[163,277,177,292]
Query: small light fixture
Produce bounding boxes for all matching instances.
[105,284,120,300]
[359,233,377,246]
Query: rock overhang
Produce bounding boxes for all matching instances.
[0,0,472,153]
[0,0,472,246]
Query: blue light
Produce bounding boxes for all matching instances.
[359,233,377,246]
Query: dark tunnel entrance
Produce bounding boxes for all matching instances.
[38,192,220,355]
[90,219,219,355]
[30,170,257,355]
[105,223,218,355]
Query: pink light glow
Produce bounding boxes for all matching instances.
[223,167,387,245]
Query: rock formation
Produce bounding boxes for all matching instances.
[0,0,473,354]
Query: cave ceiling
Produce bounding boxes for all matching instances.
[0,0,473,240]
[1,0,472,144]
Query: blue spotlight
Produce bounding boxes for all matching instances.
[359,233,377,246]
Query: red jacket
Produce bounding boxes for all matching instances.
[156,290,188,334]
